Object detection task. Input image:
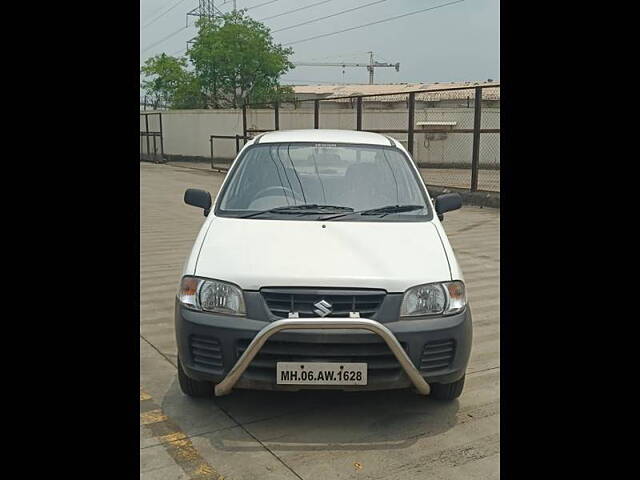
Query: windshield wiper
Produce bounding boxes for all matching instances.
[321,204,425,221]
[241,204,354,218]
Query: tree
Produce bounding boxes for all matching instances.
[187,10,294,108]
[171,75,205,109]
[141,54,203,109]
[140,10,294,109]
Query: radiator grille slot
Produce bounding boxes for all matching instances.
[189,335,223,370]
[419,340,455,373]
[261,288,386,319]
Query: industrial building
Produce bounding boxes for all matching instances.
[289,81,500,108]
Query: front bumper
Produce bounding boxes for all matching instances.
[175,300,472,395]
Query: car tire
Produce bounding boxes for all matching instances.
[430,375,465,401]
[177,357,213,398]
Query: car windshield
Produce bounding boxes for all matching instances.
[216,142,431,221]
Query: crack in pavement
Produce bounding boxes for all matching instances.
[141,328,498,480]
[449,220,498,235]
[141,423,241,451]
[141,334,305,480]
[140,333,177,368]
[213,404,306,480]
[467,365,500,375]
[140,403,317,452]
[140,389,223,480]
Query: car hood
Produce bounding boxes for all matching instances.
[195,216,452,292]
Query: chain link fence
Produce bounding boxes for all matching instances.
[140,96,170,111]
[241,84,500,192]
[141,85,500,192]
[318,97,358,130]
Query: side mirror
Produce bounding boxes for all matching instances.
[435,193,462,220]
[184,188,212,216]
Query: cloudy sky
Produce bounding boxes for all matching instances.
[140,0,499,85]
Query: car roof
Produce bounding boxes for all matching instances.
[251,129,397,147]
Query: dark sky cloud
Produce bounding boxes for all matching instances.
[140,0,499,85]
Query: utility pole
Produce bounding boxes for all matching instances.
[183,1,220,107]
[187,0,216,21]
[185,1,219,52]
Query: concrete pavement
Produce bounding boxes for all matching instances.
[140,162,500,479]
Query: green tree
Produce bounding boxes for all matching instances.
[141,54,203,108]
[187,10,294,108]
[140,10,294,109]
[172,75,205,109]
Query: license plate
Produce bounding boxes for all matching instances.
[276,362,367,385]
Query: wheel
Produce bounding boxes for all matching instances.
[430,375,465,401]
[177,357,213,398]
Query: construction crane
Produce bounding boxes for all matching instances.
[293,52,399,85]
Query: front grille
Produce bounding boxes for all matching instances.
[189,335,223,370]
[261,288,386,318]
[419,339,455,373]
[236,338,407,379]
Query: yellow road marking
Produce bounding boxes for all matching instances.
[193,463,223,479]
[140,408,168,425]
[160,431,187,443]
[140,388,222,480]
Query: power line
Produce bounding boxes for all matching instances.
[215,0,234,13]
[141,25,190,53]
[186,0,221,23]
[301,49,370,62]
[162,0,281,57]
[142,0,190,29]
[283,0,466,46]
[257,0,337,22]
[246,0,281,10]
[145,0,179,19]
[170,35,366,59]
[273,0,389,33]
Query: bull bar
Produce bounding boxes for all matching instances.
[214,317,431,396]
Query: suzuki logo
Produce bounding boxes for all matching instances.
[313,299,333,317]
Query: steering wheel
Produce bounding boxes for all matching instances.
[253,186,304,204]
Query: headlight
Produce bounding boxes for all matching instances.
[178,276,246,316]
[400,281,466,317]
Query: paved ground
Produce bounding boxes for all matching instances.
[160,160,500,193]
[140,162,500,479]
[419,168,500,193]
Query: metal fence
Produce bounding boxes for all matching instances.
[140,96,170,111]
[140,112,165,162]
[240,84,499,192]
[208,134,247,172]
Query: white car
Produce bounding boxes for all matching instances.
[175,129,472,401]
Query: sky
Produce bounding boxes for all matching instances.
[140,0,499,86]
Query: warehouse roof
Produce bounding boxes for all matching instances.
[292,81,499,102]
